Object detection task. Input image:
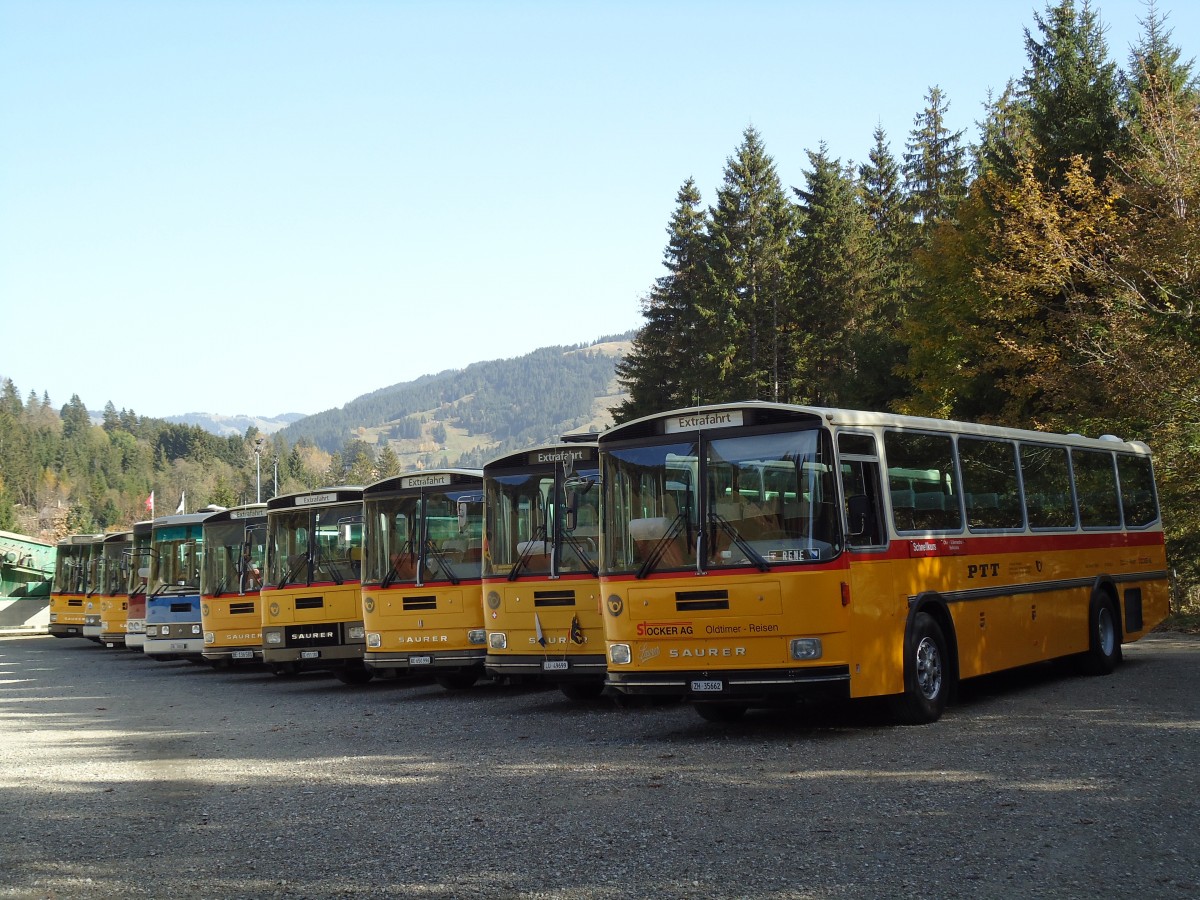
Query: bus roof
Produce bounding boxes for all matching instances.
[483,442,599,473]
[599,402,1153,455]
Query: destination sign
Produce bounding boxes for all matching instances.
[295,492,339,506]
[402,473,452,488]
[664,411,744,433]
[228,508,264,519]
[530,448,593,465]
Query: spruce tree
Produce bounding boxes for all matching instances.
[614,178,712,422]
[706,126,795,402]
[903,86,970,235]
[790,144,872,406]
[1021,0,1122,186]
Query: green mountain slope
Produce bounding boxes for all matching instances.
[278,334,634,467]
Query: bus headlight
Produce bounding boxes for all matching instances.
[147,626,159,637]
[191,624,202,635]
[790,638,823,660]
[367,632,381,648]
[467,629,486,645]
[49,613,58,623]
[489,632,507,650]
[347,625,366,641]
[265,631,282,645]
[204,632,215,644]
[610,643,631,665]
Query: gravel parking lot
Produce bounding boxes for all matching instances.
[1,632,1198,899]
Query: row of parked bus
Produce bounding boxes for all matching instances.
[46,402,1173,723]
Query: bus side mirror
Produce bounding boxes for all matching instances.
[563,477,594,533]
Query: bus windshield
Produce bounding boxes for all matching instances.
[203,521,266,597]
[149,525,203,595]
[484,467,600,579]
[603,428,840,577]
[268,503,362,588]
[364,488,484,587]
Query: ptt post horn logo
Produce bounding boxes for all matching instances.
[606,594,624,617]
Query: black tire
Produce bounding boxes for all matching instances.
[435,671,479,691]
[694,702,747,723]
[892,611,950,725]
[1080,594,1122,676]
[335,665,374,685]
[559,681,606,701]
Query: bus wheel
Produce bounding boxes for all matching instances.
[694,703,747,723]
[893,612,949,725]
[335,665,374,685]
[1080,594,1122,676]
[559,681,605,701]
[436,671,479,690]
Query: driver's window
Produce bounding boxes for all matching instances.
[839,433,887,548]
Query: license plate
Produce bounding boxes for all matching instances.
[169,642,189,651]
[410,655,431,665]
[542,660,569,671]
[300,650,320,659]
[232,650,253,660]
[691,679,724,692]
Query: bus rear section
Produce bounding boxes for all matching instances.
[144,510,219,660]
[48,534,104,639]
[95,531,132,647]
[361,470,486,690]
[200,504,267,667]
[599,402,1171,724]
[261,488,370,683]
[483,443,606,700]
[123,521,152,650]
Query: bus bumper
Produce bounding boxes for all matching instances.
[485,652,606,681]
[606,665,852,704]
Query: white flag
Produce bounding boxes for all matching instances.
[175,492,186,514]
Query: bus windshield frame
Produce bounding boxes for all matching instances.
[602,424,841,577]
[362,486,484,588]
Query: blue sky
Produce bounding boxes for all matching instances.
[2,0,1195,419]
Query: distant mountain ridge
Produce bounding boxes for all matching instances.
[165,411,306,437]
[279,334,634,468]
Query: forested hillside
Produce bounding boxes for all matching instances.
[277,335,632,467]
[616,0,1199,601]
[0,335,632,542]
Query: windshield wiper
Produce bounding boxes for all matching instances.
[424,540,460,585]
[508,526,547,582]
[212,578,227,599]
[277,555,308,590]
[636,514,687,580]
[708,513,770,572]
[563,535,598,577]
[317,551,344,585]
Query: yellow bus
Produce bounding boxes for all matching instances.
[361,470,487,689]
[482,442,606,699]
[598,403,1171,723]
[48,534,104,639]
[200,504,268,667]
[122,521,152,650]
[261,487,371,684]
[94,530,132,647]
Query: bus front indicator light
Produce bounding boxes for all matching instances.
[791,638,823,661]
[610,643,631,665]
